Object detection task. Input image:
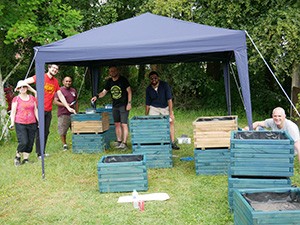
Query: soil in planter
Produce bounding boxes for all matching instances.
[243,191,300,211]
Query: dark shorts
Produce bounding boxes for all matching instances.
[112,105,129,124]
[58,115,71,135]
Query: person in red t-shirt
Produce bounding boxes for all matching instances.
[24,64,76,158]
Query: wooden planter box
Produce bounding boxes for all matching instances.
[71,112,110,134]
[229,131,294,177]
[193,116,238,149]
[233,187,300,225]
[132,143,173,168]
[96,107,114,125]
[228,177,291,210]
[130,115,170,145]
[97,154,148,193]
[72,133,108,153]
[194,148,230,175]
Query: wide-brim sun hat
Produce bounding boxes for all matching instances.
[14,80,30,92]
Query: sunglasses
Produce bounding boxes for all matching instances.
[19,86,28,89]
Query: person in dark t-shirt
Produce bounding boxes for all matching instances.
[91,66,132,150]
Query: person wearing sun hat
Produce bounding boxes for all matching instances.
[10,80,38,166]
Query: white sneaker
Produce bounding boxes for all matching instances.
[116,142,128,150]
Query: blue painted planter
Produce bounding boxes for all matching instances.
[132,143,172,168]
[72,133,107,153]
[97,154,148,193]
[233,187,300,225]
[194,148,230,175]
[229,131,294,177]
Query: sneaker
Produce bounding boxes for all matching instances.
[114,141,122,147]
[22,159,29,164]
[38,153,50,160]
[117,142,128,150]
[14,157,21,166]
[172,142,180,150]
[63,144,68,151]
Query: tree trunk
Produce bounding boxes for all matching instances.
[290,62,300,122]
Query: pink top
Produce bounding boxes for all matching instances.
[13,95,37,124]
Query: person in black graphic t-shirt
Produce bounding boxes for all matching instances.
[91,66,132,149]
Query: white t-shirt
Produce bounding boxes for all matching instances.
[264,118,300,141]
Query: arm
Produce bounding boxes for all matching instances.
[53,96,65,107]
[168,99,174,121]
[145,105,150,115]
[294,140,300,163]
[91,89,108,102]
[126,86,132,111]
[56,90,76,114]
[10,101,17,128]
[27,85,37,97]
[244,121,266,130]
[24,77,35,85]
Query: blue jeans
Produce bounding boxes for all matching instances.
[15,123,38,153]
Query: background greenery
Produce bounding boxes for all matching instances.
[1,106,299,225]
[1,0,300,115]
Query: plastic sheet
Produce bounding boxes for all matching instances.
[234,131,287,140]
[103,155,144,163]
[196,116,236,122]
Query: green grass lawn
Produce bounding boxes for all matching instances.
[1,106,299,225]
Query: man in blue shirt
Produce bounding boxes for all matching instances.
[145,71,180,150]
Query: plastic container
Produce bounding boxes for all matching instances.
[132,189,139,209]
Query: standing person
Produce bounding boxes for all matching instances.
[91,66,132,149]
[24,64,76,158]
[53,76,78,151]
[145,71,180,150]
[244,107,300,163]
[10,80,38,166]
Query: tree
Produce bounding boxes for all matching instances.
[0,0,83,142]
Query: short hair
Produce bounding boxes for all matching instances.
[149,71,159,77]
[108,65,117,69]
[272,107,286,116]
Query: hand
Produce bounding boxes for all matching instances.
[9,124,14,129]
[91,96,97,102]
[68,108,77,114]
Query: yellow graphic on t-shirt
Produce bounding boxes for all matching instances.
[111,85,122,99]
[45,83,55,94]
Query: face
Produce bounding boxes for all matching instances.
[18,86,28,93]
[109,67,118,78]
[48,64,59,76]
[272,109,286,128]
[63,77,72,88]
[149,74,159,86]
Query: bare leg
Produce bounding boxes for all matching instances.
[61,135,67,145]
[115,122,122,142]
[170,120,175,142]
[122,123,129,143]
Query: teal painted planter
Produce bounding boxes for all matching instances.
[132,143,173,168]
[130,115,170,145]
[233,187,300,225]
[230,131,294,177]
[228,177,291,210]
[97,154,148,193]
[194,148,230,175]
[72,133,107,153]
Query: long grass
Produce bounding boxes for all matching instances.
[1,106,299,225]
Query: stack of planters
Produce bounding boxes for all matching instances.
[71,111,110,153]
[193,116,238,175]
[130,115,172,168]
[228,131,294,211]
